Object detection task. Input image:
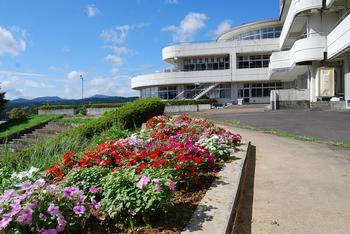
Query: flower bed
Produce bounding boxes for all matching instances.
[0,114,241,233]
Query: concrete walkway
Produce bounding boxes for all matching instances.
[223,126,350,234]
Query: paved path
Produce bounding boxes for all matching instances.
[199,108,350,144]
[222,126,350,234]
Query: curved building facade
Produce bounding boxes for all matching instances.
[132,0,350,107]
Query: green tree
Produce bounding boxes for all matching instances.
[0,87,8,113]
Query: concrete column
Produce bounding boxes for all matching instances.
[231,83,238,103]
[344,54,350,104]
[309,64,318,102]
[230,52,236,82]
[308,13,322,37]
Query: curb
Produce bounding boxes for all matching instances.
[182,142,252,234]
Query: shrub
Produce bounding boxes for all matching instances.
[101,168,174,225]
[39,105,74,110]
[85,103,126,108]
[7,108,29,121]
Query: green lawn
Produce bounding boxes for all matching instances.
[53,116,97,124]
[0,115,60,140]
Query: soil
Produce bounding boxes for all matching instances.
[83,175,216,234]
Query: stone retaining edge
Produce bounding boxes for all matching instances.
[182,142,251,234]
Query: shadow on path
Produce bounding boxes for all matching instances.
[232,145,256,234]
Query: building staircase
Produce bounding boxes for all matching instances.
[0,122,75,153]
[193,83,220,100]
[173,83,220,100]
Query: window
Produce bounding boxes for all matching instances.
[237,54,270,69]
[242,82,283,98]
[158,86,177,100]
[181,56,230,72]
[230,26,282,41]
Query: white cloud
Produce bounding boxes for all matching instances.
[86,4,100,17]
[100,24,148,45]
[67,70,85,80]
[105,54,123,65]
[162,12,207,43]
[104,46,131,55]
[165,0,178,4]
[213,20,232,38]
[0,26,26,56]
[87,76,137,97]
[25,80,54,88]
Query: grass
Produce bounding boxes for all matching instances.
[53,116,97,124]
[0,124,132,171]
[226,119,350,149]
[0,115,60,140]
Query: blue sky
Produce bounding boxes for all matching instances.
[0,0,279,100]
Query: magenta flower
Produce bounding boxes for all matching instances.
[47,204,60,217]
[136,176,150,189]
[89,187,98,193]
[168,180,176,191]
[17,207,33,225]
[73,205,86,215]
[0,217,12,230]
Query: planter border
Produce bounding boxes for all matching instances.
[182,142,252,234]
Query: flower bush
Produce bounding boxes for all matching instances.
[1,114,242,231]
[0,179,91,233]
[101,168,174,226]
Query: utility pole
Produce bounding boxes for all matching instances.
[80,74,84,100]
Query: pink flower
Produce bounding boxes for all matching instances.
[33,179,45,188]
[41,229,57,234]
[136,176,150,189]
[154,184,162,192]
[91,199,101,210]
[47,204,60,217]
[17,207,33,225]
[0,217,12,230]
[89,187,98,193]
[63,187,78,198]
[73,205,86,215]
[168,180,176,191]
[56,215,67,232]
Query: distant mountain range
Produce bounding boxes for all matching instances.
[1,95,138,119]
[10,95,123,104]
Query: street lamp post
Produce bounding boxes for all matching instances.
[80,74,84,100]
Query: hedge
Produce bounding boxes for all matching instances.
[84,103,126,108]
[2,98,165,168]
[38,105,74,110]
[165,99,213,106]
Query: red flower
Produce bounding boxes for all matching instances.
[194,157,203,164]
[99,160,110,167]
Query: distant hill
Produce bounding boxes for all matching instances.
[0,95,138,120]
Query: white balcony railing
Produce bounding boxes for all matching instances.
[269,35,326,78]
[280,0,323,49]
[327,10,350,59]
